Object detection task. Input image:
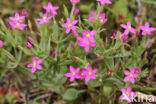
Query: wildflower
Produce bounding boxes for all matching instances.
[70,0,80,5]
[28,36,34,44]
[21,9,27,17]
[26,42,32,50]
[43,2,59,16]
[51,51,55,58]
[146,74,149,78]
[120,22,136,35]
[113,82,117,86]
[64,65,80,82]
[96,0,112,5]
[123,68,138,84]
[107,70,113,75]
[9,12,25,23]
[98,13,107,25]
[36,14,52,25]
[73,8,79,16]
[120,33,128,42]
[0,40,4,48]
[27,57,43,74]
[134,68,141,77]
[4,22,10,28]
[88,10,95,22]
[9,21,27,30]
[78,69,86,80]
[81,30,96,42]
[61,17,78,34]
[83,65,98,82]
[77,37,96,52]
[120,86,135,103]
[140,21,156,35]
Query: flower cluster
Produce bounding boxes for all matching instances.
[140,21,156,35]
[26,36,34,50]
[9,12,27,30]
[88,10,107,25]
[96,0,112,5]
[64,65,98,82]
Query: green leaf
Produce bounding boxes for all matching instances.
[63,5,69,18]
[63,88,79,101]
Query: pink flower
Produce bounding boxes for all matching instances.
[61,17,78,34]
[28,36,34,44]
[134,68,141,77]
[70,0,80,5]
[120,22,136,35]
[64,65,80,82]
[81,30,96,42]
[123,68,138,84]
[120,86,135,103]
[4,22,10,28]
[27,57,43,74]
[26,42,32,50]
[9,21,27,30]
[88,10,95,22]
[43,2,59,16]
[21,9,27,17]
[110,31,118,39]
[96,0,112,5]
[36,14,52,25]
[140,21,156,35]
[98,13,107,25]
[78,69,86,80]
[73,8,79,16]
[83,65,98,82]
[77,37,96,52]
[9,12,25,23]
[0,40,4,48]
[51,51,55,58]
[120,33,128,42]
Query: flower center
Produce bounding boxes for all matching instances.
[81,73,84,76]
[129,74,133,78]
[103,0,106,1]
[86,41,90,45]
[100,19,103,23]
[72,72,76,76]
[145,29,148,32]
[50,6,53,10]
[128,26,131,30]
[16,23,20,27]
[88,72,92,76]
[136,71,139,74]
[16,16,20,21]
[68,24,72,28]
[33,62,37,68]
[126,92,130,96]
[43,16,47,21]
[86,33,90,38]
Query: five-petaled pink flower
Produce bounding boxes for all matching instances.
[64,65,80,82]
[121,22,136,35]
[88,10,95,22]
[36,14,52,25]
[140,21,156,35]
[98,13,107,25]
[9,12,25,23]
[81,30,96,42]
[70,0,80,5]
[77,37,96,52]
[61,17,78,34]
[27,57,43,74]
[120,86,135,103]
[96,0,112,5]
[83,65,98,82]
[43,2,59,16]
[123,67,138,84]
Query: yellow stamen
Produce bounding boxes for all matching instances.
[43,17,47,21]
[33,62,36,68]
[81,73,84,76]
[88,72,92,76]
[72,72,76,76]
[68,24,72,28]
[129,74,133,78]
[145,29,148,32]
[100,19,103,23]
[86,41,90,45]
[86,33,90,38]
[16,23,20,27]
[126,92,129,96]
[128,26,131,30]
[50,6,53,10]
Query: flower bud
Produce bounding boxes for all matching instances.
[26,42,32,49]
[28,36,34,44]
[4,22,10,28]
[22,9,27,17]
[70,0,80,5]
[73,8,79,16]
[51,51,55,58]
[0,40,4,48]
